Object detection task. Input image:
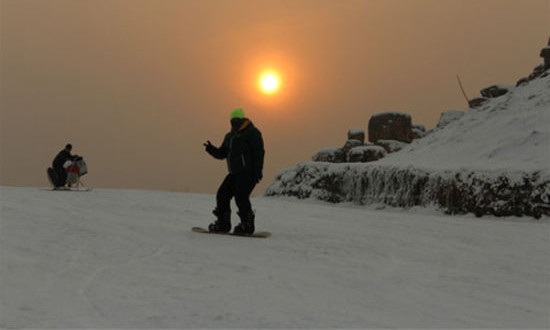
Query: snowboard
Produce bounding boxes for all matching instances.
[192,227,271,238]
[40,187,92,192]
[53,187,92,192]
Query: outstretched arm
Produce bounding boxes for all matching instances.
[204,140,228,160]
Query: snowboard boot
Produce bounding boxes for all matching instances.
[233,210,255,235]
[208,208,231,233]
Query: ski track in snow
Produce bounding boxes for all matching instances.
[1,186,549,329]
[80,243,168,324]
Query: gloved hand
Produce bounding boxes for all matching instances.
[203,140,216,154]
[253,170,263,184]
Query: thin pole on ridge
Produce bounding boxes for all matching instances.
[456,75,470,106]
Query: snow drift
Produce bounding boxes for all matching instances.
[266,71,550,218]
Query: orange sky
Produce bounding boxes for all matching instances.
[1,0,549,194]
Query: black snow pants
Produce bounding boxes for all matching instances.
[53,166,67,187]
[216,173,256,215]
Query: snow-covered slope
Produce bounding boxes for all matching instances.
[381,74,550,172]
[1,187,549,328]
[266,73,550,217]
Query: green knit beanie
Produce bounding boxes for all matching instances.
[230,108,245,120]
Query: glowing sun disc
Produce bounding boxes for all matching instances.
[260,73,279,93]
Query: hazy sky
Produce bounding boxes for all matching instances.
[1,0,549,194]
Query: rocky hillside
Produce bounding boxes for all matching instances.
[266,42,550,218]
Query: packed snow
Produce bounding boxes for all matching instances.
[1,186,549,328]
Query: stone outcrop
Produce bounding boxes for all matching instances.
[368,112,413,143]
[375,140,408,153]
[540,47,550,68]
[540,37,550,68]
[312,112,426,164]
[312,147,345,163]
[342,139,363,155]
[411,124,427,139]
[312,140,385,164]
[346,146,387,162]
[347,129,365,144]
[480,85,512,98]
[469,97,488,108]
[516,37,550,86]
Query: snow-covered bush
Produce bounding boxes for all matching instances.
[265,162,550,218]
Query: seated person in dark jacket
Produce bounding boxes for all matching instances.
[50,144,78,187]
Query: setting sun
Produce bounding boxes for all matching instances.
[259,73,279,94]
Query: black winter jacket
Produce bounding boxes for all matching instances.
[52,149,75,170]
[207,120,264,176]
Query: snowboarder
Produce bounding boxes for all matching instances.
[48,144,79,188]
[204,108,265,234]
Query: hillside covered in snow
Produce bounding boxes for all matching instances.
[266,67,550,218]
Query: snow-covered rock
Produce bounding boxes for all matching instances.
[540,45,550,67]
[368,112,413,143]
[516,40,549,86]
[312,147,344,163]
[411,124,427,139]
[346,145,387,162]
[480,85,513,98]
[375,139,408,153]
[347,129,365,144]
[342,139,363,154]
[468,97,489,108]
